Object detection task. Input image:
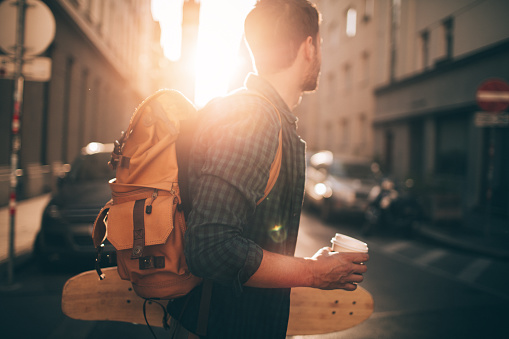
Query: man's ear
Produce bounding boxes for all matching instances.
[304,36,316,61]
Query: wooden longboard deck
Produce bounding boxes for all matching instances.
[288,283,373,335]
[62,267,373,336]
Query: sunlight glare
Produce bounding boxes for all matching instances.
[152,0,256,107]
[152,0,184,62]
[194,0,256,107]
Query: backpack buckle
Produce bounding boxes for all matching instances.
[139,256,165,270]
[109,131,127,170]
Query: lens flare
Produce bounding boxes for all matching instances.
[269,225,288,243]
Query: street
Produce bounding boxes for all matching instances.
[294,212,509,339]
[1,210,509,339]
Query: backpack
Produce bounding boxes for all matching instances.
[91,89,282,301]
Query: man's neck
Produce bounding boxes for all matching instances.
[260,71,302,111]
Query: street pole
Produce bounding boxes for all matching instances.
[484,126,495,239]
[7,0,26,286]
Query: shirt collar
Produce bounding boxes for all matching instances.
[244,73,298,125]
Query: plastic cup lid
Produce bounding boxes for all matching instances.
[334,233,367,247]
[331,234,368,252]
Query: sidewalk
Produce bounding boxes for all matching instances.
[418,212,509,260]
[0,194,51,270]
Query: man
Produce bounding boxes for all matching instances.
[168,1,368,338]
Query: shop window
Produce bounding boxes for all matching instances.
[436,116,468,176]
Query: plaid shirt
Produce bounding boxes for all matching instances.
[177,74,306,338]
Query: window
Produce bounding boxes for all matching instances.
[384,131,394,174]
[390,0,401,81]
[363,0,374,22]
[344,64,352,91]
[341,118,350,150]
[346,8,357,37]
[361,51,370,85]
[420,30,429,70]
[327,72,336,99]
[325,122,333,150]
[62,56,75,163]
[443,17,454,60]
[328,20,340,47]
[358,114,367,151]
[78,68,89,149]
[436,115,468,176]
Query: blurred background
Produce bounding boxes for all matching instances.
[1,1,508,338]
[1,0,507,234]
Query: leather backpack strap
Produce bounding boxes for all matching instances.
[195,279,213,337]
[257,104,282,205]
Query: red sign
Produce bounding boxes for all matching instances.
[476,78,509,112]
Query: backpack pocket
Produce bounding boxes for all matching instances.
[107,194,174,251]
[107,190,202,299]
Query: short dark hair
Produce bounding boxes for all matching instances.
[244,0,320,74]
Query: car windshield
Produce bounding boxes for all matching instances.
[68,152,115,182]
[328,161,374,180]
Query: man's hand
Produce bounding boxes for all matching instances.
[245,247,368,290]
[307,247,368,291]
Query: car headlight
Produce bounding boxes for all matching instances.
[314,183,333,198]
[368,185,381,200]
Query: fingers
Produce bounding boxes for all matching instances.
[356,253,369,263]
[348,252,369,263]
[349,273,364,284]
[341,283,358,291]
[330,251,369,262]
[311,250,369,290]
[336,274,364,291]
[328,281,360,291]
[309,247,333,260]
[354,262,368,274]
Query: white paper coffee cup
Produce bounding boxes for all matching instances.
[331,233,368,253]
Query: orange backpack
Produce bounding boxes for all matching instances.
[92,89,282,300]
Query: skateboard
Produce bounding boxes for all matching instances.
[62,267,374,336]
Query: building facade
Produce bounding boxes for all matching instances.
[0,0,164,205]
[373,0,509,223]
[298,0,508,226]
[297,0,377,159]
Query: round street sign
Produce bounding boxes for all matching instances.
[0,0,56,56]
[476,78,509,112]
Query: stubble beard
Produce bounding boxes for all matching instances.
[302,52,321,93]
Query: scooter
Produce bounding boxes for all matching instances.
[361,178,423,237]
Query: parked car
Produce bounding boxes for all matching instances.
[34,142,116,267]
[304,151,380,221]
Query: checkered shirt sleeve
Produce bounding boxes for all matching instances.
[184,94,281,290]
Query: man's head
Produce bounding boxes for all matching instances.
[245,0,321,89]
